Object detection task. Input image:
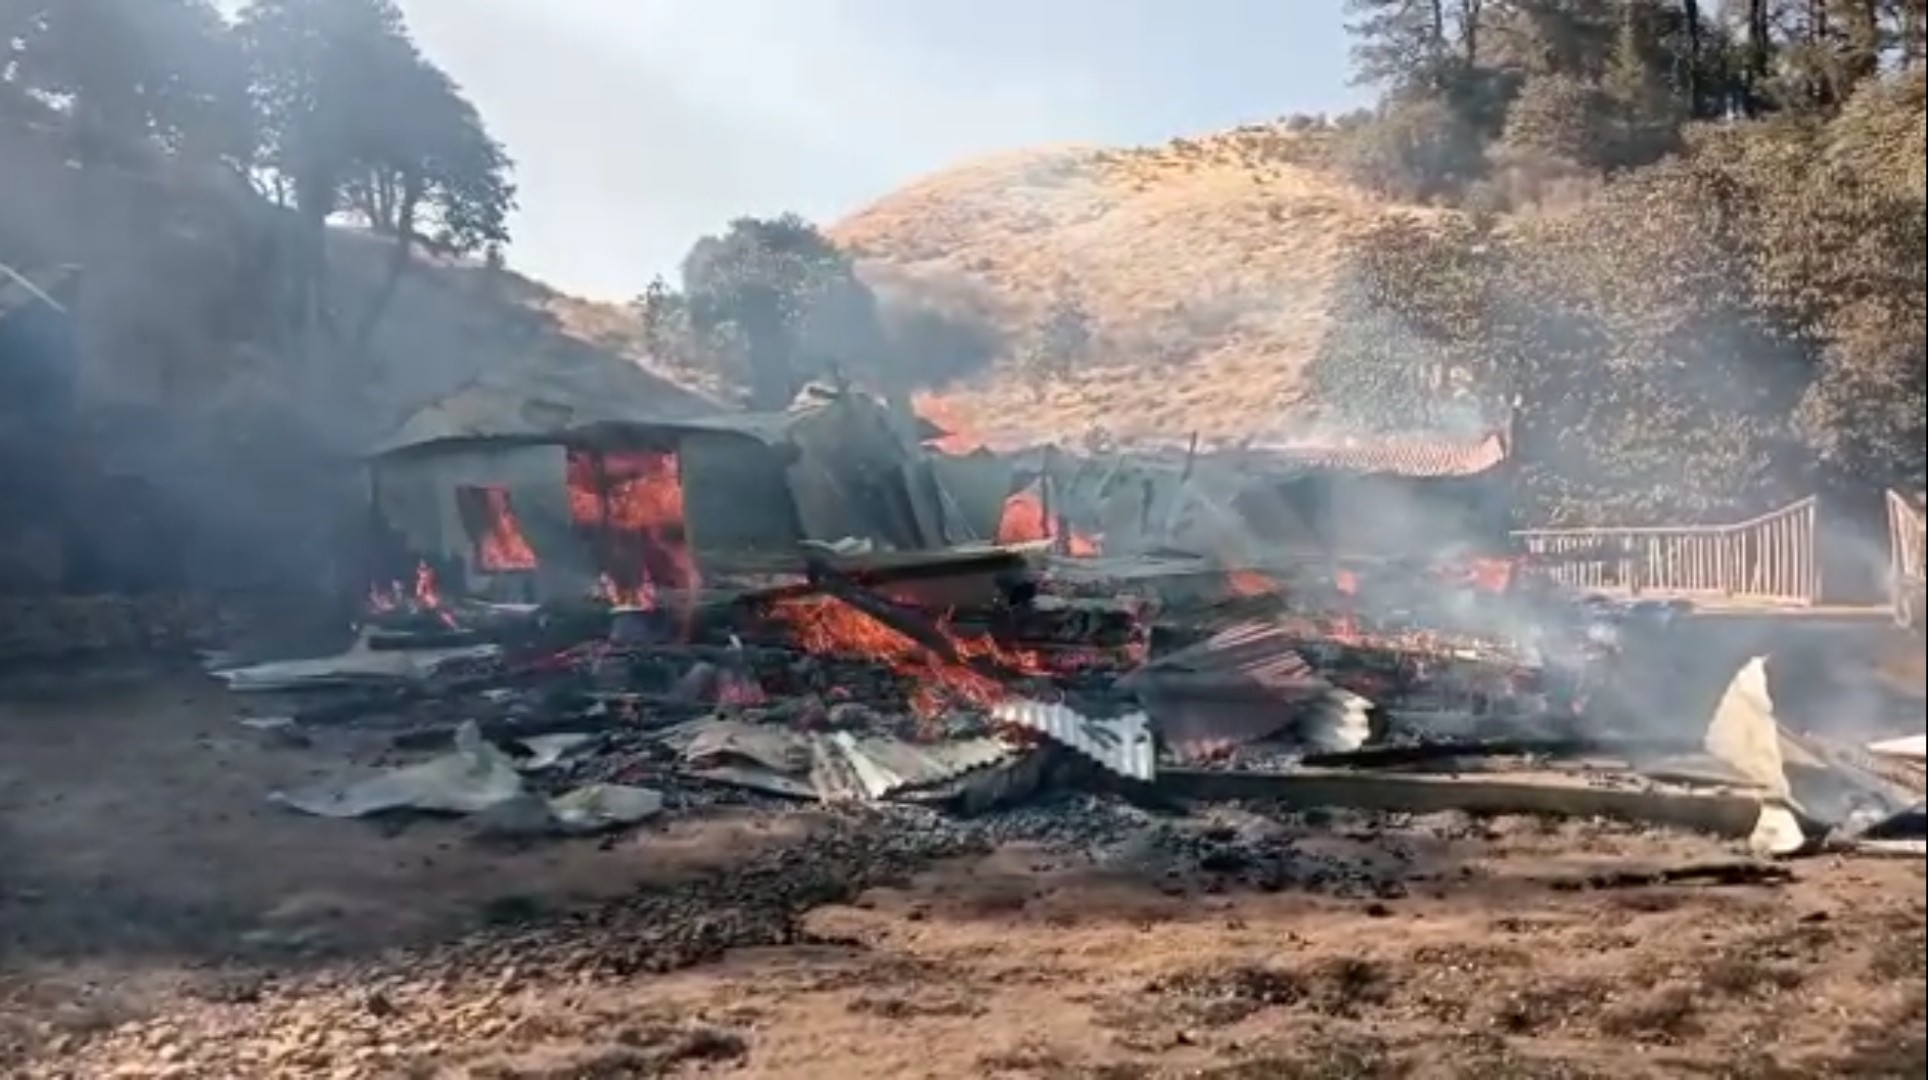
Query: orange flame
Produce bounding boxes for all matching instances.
[567,450,700,616]
[1332,566,1359,640]
[1225,569,1278,597]
[913,394,986,456]
[995,482,1102,556]
[765,595,1046,718]
[471,487,539,571]
[366,561,456,628]
[1445,556,1515,592]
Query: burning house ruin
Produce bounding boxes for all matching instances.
[366,382,984,611]
[195,401,1921,860]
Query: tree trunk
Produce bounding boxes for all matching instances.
[1839,0,1881,92]
[1458,0,1482,66]
[1683,0,1705,116]
[351,176,421,355]
[1745,0,1774,115]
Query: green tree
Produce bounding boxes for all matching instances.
[235,0,513,349]
[337,56,514,348]
[4,0,252,164]
[1304,215,1499,431]
[1347,0,1453,93]
[1016,293,1093,401]
[1600,0,1687,166]
[1707,69,1927,489]
[1336,94,1488,199]
[679,214,888,409]
[1499,71,1611,167]
[631,273,697,367]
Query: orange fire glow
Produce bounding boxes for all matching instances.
[1332,566,1359,639]
[1224,569,1278,597]
[995,482,1102,556]
[567,449,700,613]
[1445,556,1515,592]
[765,594,1048,718]
[471,487,539,571]
[366,561,457,628]
[913,394,987,456]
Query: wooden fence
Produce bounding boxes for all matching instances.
[1511,497,1819,605]
[1887,489,1924,627]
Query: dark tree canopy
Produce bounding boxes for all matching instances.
[2,0,516,352]
[666,213,999,410]
[1314,0,1927,522]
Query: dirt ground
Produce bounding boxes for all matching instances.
[2,666,1923,1079]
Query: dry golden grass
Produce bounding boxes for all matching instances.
[424,122,1434,442]
[536,287,737,403]
[830,123,1438,444]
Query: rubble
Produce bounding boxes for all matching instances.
[197,518,1920,872]
[20,388,1912,878]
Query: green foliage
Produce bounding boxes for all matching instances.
[1337,95,1489,200]
[631,274,695,367]
[1318,3,1927,522]
[1,0,516,352]
[238,0,514,253]
[678,214,888,408]
[671,215,1006,408]
[1500,73,1611,166]
[4,0,253,162]
[1306,216,1499,431]
[1015,294,1093,400]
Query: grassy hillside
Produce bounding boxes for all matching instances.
[828,124,1438,445]
[0,123,717,456]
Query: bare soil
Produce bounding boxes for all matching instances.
[3,667,1922,1079]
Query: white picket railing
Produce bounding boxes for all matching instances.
[1512,497,1820,605]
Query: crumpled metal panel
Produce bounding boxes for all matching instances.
[825,731,1016,800]
[1299,688,1375,754]
[681,718,814,775]
[1119,619,1334,760]
[896,747,1054,814]
[1135,620,1325,693]
[992,699,1156,782]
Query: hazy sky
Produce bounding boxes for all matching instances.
[382,1,1363,300]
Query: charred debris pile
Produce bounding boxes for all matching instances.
[194,387,1921,858]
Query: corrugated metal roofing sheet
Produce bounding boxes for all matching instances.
[1119,620,1334,761]
[993,699,1156,781]
[367,343,751,457]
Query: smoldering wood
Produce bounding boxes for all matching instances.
[801,555,1033,687]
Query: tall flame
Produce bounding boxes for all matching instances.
[566,449,700,613]
[471,487,539,571]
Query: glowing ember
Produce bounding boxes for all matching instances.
[766,595,1045,718]
[366,561,457,628]
[464,486,539,571]
[717,670,767,706]
[1225,568,1278,597]
[1445,556,1516,592]
[598,572,655,609]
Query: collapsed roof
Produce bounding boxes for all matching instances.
[370,356,730,457]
